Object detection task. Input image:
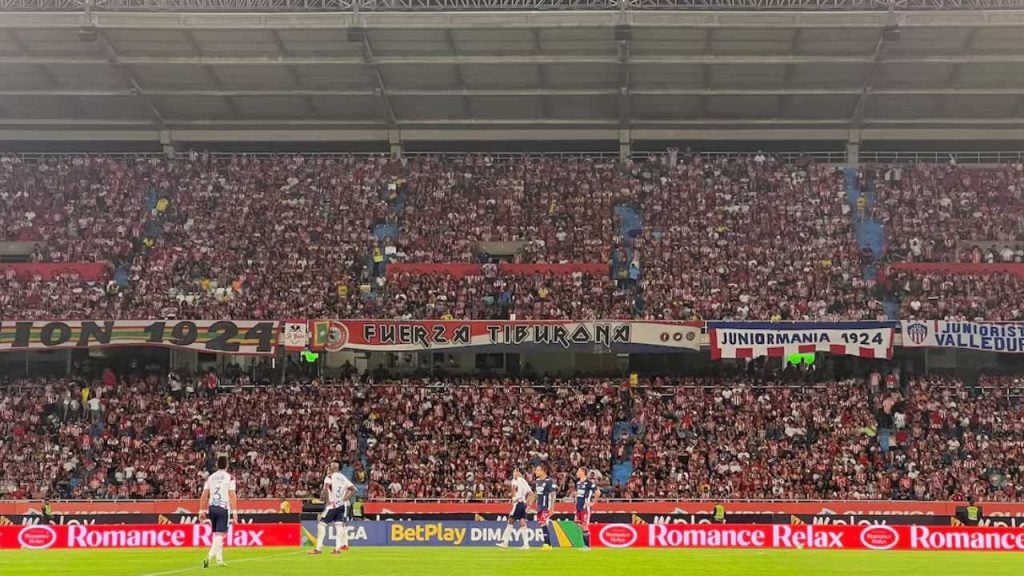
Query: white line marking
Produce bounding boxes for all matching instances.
[137,550,304,576]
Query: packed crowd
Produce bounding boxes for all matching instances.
[2,371,1022,503]
[4,153,1024,321]
[0,152,866,321]
[397,155,623,263]
[0,155,150,264]
[863,162,1024,263]
[632,153,870,321]
[361,271,636,320]
[891,270,1024,321]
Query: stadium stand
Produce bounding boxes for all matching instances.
[862,163,1024,264]
[0,152,879,321]
[3,371,1023,503]
[891,271,1024,321]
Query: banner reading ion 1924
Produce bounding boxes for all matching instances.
[0,320,279,355]
[708,322,894,360]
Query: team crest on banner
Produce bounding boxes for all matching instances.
[904,322,929,345]
[283,322,308,352]
[900,320,1024,353]
[310,321,349,352]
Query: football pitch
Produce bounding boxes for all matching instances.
[2,547,1023,576]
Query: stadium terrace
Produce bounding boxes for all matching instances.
[4,2,1024,573]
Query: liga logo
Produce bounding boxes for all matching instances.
[905,323,930,345]
[18,525,58,549]
[598,524,638,548]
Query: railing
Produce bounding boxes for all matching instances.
[7,149,1024,165]
[4,0,1024,11]
[0,496,970,503]
[860,150,1024,164]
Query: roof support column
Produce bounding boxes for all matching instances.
[617,0,631,162]
[846,131,861,166]
[160,129,175,159]
[388,128,403,158]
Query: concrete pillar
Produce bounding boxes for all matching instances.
[846,130,862,166]
[388,128,403,158]
[159,130,175,159]
[618,128,631,162]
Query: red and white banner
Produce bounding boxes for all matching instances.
[0,523,299,550]
[361,500,1024,517]
[0,262,109,281]
[0,499,299,516]
[593,523,1024,552]
[282,321,308,352]
[708,322,893,360]
[330,320,701,352]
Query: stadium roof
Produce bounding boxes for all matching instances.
[2,1,1024,148]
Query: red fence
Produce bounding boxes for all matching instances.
[0,499,299,516]
[7,499,1024,519]
[592,523,1024,552]
[362,500,1024,517]
[0,262,109,281]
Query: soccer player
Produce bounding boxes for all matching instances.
[497,469,534,550]
[199,455,238,568]
[575,467,599,550]
[533,463,557,550]
[310,462,356,555]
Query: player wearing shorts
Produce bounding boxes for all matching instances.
[497,469,534,550]
[534,463,557,550]
[575,467,599,550]
[199,455,238,568]
[310,462,356,555]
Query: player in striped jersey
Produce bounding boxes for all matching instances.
[199,455,238,568]
[575,467,599,550]
[533,463,557,550]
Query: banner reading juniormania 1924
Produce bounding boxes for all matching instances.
[708,322,894,360]
[0,320,279,355]
[901,321,1024,353]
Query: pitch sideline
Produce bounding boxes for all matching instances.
[137,550,305,576]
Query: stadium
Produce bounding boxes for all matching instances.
[4,0,1024,574]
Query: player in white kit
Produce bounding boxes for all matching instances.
[310,461,356,555]
[497,469,535,550]
[198,455,238,568]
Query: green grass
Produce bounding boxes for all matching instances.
[2,546,1024,576]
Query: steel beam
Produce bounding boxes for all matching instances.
[6,87,1024,96]
[353,28,397,125]
[8,53,1024,67]
[93,28,169,130]
[5,0,1024,12]
[850,30,886,129]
